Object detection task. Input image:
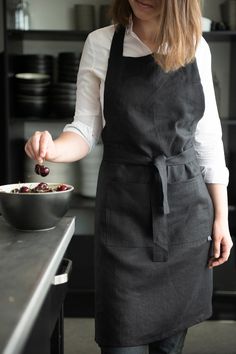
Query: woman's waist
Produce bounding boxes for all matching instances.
[101,145,201,184]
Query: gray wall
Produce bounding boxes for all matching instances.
[203,0,230,118]
[25,0,111,30]
[203,0,225,21]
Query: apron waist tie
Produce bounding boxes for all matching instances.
[152,155,169,262]
[153,155,170,215]
[103,146,197,263]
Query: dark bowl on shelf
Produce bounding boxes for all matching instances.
[58,75,77,83]
[16,85,50,97]
[53,82,76,90]
[51,88,76,97]
[16,82,51,90]
[16,100,49,117]
[16,54,54,61]
[20,65,53,75]
[17,95,49,103]
[58,52,81,60]
[52,83,77,94]
[12,55,54,75]
[15,73,51,84]
[51,93,76,101]
[58,68,78,77]
[51,100,75,118]
[0,182,74,231]
[58,63,79,71]
[53,82,76,89]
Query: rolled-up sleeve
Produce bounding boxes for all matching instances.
[194,37,229,185]
[63,33,103,150]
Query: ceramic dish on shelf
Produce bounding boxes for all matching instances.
[15,72,51,84]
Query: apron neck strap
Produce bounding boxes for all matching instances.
[108,25,126,66]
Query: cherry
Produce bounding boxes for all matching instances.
[37,182,49,190]
[56,184,69,192]
[35,164,41,175]
[19,186,31,193]
[33,182,50,193]
[40,166,50,177]
[34,164,50,177]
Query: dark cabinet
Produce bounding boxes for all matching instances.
[22,259,72,354]
[0,216,75,354]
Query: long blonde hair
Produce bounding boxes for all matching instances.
[110,0,202,72]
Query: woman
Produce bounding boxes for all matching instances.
[25,1,233,353]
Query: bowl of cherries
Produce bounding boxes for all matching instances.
[0,163,74,231]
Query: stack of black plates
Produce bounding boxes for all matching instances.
[13,54,54,77]
[51,82,76,118]
[58,52,81,83]
[15,73,51,117]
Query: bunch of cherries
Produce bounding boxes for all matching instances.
[35,163,50,177]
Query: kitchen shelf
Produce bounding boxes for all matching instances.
[203,31,236,42]
[11,117,72,123]
[7,30,236,42]
[7,29,91,41]
[220,118,236,125]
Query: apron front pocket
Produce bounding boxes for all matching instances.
[167,175,214,247]
[105,181,153,248]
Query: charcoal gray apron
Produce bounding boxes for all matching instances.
[94,26,214,347]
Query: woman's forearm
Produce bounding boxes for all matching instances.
[25,131,90,164]
[206,183,228,222]
[206,183,233,268]
[51,132,90,162]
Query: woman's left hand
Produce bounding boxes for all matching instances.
[208,219,233,268]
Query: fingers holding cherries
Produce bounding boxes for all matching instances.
[25,130,55,164]
[25,131,55,177]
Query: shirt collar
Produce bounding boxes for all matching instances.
[126,16,153,54]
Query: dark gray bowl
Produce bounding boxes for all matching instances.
[15,73,51,84]
[0,182,74,231]
[16,101,49,118]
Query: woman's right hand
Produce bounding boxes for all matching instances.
[25,130,57,164]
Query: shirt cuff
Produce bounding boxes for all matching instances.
[63,121,95,152]
[201,165,229,186]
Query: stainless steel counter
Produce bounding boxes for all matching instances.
[0,216,75,354]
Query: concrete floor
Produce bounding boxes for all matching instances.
[64,319,236,354]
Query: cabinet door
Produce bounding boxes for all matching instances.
[22,258,71,354]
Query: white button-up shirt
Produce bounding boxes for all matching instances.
[64,24,229,185]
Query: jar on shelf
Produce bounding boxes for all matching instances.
[14,0,31,30]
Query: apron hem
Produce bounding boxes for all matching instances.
[95,309,212,348]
